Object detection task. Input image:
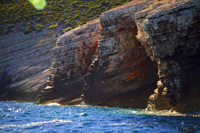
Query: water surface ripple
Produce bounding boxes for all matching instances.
[0,102,199,132]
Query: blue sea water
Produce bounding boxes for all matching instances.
[0,102,199,133]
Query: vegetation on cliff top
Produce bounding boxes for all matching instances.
[0,0,132,34]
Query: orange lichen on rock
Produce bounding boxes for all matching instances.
[84,0,158,108]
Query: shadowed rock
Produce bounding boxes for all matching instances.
[0,31,56,101]
[36,20,100,104]
[136,0,200,113]
[84,1,159,108]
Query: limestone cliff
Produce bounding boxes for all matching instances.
[84,0,159,108]
[0,31,56,101]
[136,0,200,113]
[3,0,198,113]
[36,20,100,104]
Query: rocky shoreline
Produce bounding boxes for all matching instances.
[1,0,200,114]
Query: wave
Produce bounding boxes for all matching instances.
[0,119,72,128]
[46,103,61,106]
[107,123,132,126]
[132,110,200,117]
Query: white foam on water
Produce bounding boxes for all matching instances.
[75,102,89,107]
[46,103,61,106]
[107,123,132,126]
[0,119,72,128]
[132,110,200,117]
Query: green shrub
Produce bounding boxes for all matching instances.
[24,25,34,34]
[2,20,10,24]
[47,24,58,29]
[24,28,31,34]
[8,24,15,29]
[36,24,44,28]
[64,27,72,32]
[0,0,132,34]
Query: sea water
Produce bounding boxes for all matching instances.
[0,102,199,132]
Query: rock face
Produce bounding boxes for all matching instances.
[136,0,200,113]
[83,1,159,108]
[2,0,198,113]
[146,80,171,110]
[36,20,100,104]
[0,31,56,101]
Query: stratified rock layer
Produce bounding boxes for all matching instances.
[84,1,159,108]
[36,20,100,104]
[136,0,200,113]
[0,31,56,101]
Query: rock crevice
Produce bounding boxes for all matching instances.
[36,20,100,104]
[136,0,200,113]
[27,0,200,113]
[84,0,159,108]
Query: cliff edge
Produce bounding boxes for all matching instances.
[84,0,159,108]
[3,0,198,113]
[36,20,100,104]
[136,0,200,113]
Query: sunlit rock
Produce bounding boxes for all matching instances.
[84,1,158,108]
[36,20,100,105]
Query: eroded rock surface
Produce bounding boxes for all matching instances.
[36,20,100,104]
[146,80,171,110]
[136,0,200,113]
[84,1,159,108]
[0,31,56,101]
